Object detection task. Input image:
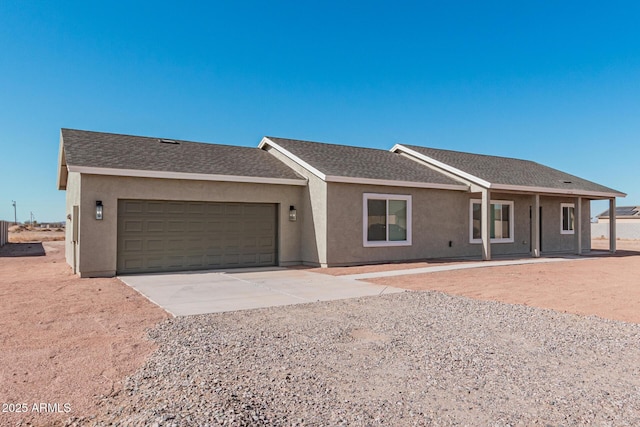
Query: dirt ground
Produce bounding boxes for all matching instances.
[8,226,65,243]
[1,237,638,424]
[360,240,640,324]
[0,241,169,426]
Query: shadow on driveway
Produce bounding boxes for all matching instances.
[0,242,46,257]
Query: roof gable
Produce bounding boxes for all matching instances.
[395,144,625,198]
[261,137,467,190]
[59,129,305,186]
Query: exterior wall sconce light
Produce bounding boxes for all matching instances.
[289,205,297,221]
[96,201,104,220]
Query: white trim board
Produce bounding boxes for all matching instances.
[259,137,327,180]
[392,144,491,188]
[67,165,308,186]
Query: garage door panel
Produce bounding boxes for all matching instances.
[123,239,143,252]
[186,255,204,266]
[146,257,165,269]
[167,221,185,232]
[242,236,257,247]
[122,201,144,214]
[187,203,206,215]
[123,257,144,270]
[259,254,275,264]
[147,239,164,251]
[167,239,185,251]
[187,221,205,232]
[166,255,186,267]
[240,254,257,264]
[147,221,165,233]
[118,200,277,274]
[147,202,165,214]
[123,220,144,233]
[258,236,274,248]
[223,254,240,265]
[205,204,224,215]
[206,254,223,264]
[167,202,186,214]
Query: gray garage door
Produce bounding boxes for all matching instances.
[117,200,277,274]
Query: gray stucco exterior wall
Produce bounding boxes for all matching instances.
[65,172,81,269]
[263,146,328,266]
[537,196,591,253]
[69,174,303,277]
[324,184,592,266]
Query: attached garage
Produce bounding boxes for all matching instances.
[117,200,277,274]
[57,129,306,277]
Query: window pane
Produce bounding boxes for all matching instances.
[491,204,499,239]
[501,204,510,238]
[388,200,407,241]
[569,207,575,231]
[562,206,575,231]
[367,199,386,241]
[472,203,481,240]
[472,201,512,242]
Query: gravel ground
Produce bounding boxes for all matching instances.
[74,291,640,426]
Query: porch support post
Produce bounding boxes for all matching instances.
[609,197,617,253]
[481,189,491,260]
[531,194,540,258]
[575,196,582,255]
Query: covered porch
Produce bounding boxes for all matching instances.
[473,186,620,261]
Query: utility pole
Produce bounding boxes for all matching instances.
[11,200,17,225]
[30,212,34,227]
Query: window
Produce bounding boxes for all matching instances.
[470,199,514,243]
[363,193,412,247]
[561,203,575,234]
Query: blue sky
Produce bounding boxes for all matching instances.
[0,1,638,222]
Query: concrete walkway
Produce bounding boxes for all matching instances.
[339,255,594,280]
[119,268,404,316]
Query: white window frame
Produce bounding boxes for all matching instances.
[469,199,515,244]
[363,193,412,247]
[561,203,575,235]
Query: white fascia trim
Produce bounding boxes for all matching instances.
[259,137,327,180]
[392,144,491,188]
[325,175,468,191]
[491,184,626,199]
[67,165,308,186]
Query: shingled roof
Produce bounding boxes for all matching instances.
[597,206,640,218]
[395,144,625,197]
[58,129,305,189]
[261,137,466,189]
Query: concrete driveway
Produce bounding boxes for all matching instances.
[119,268,403,316]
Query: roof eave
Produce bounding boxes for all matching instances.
[393,144,626,199]
[325,175,468,191]
[57,131,68,190]
[490,183,626,199]
[66,165,308,186]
